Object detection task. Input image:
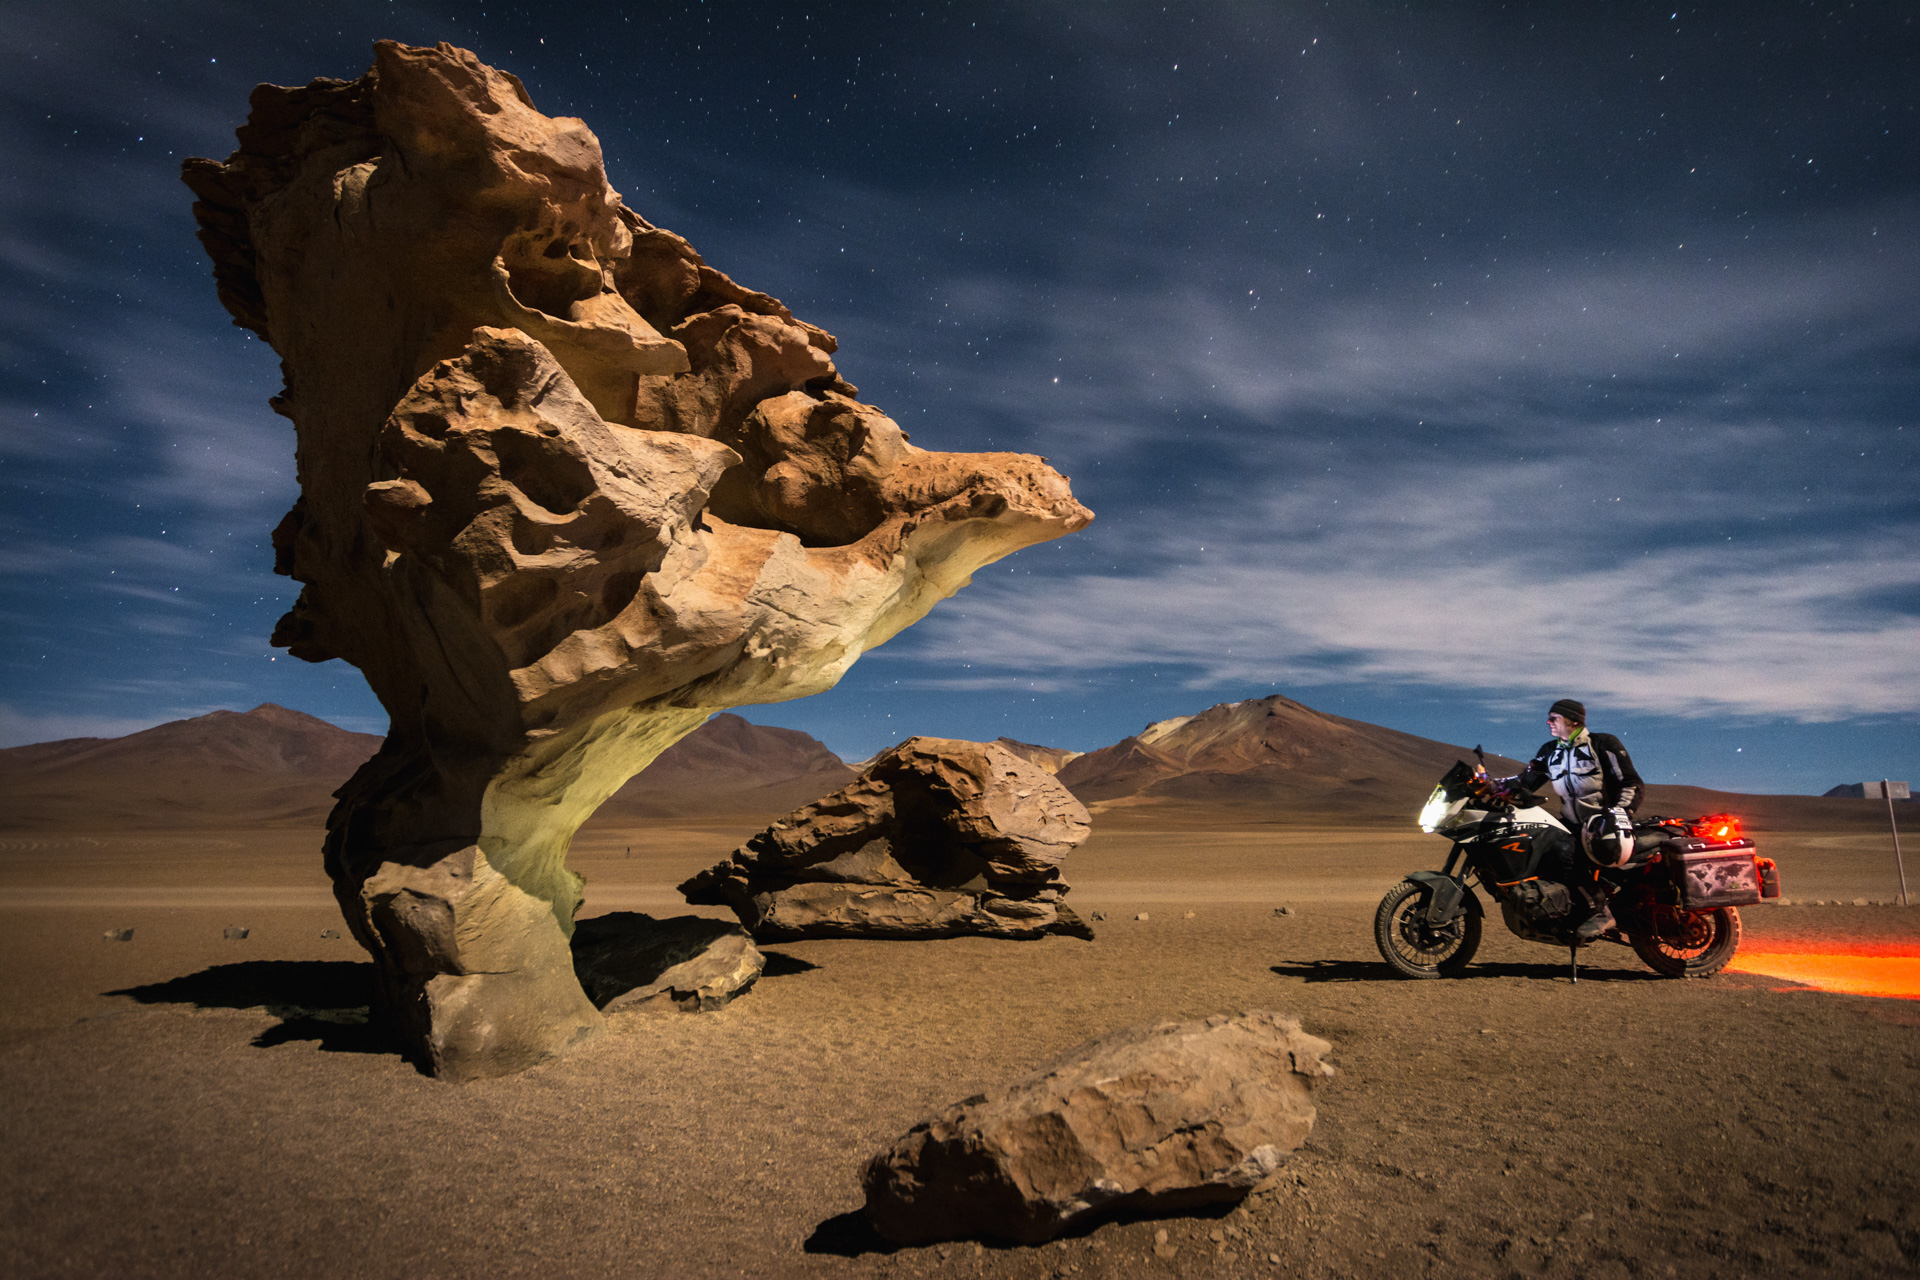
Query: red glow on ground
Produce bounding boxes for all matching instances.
[1729,949,1920,1000]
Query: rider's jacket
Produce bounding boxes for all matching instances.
[1510,729,1643,827]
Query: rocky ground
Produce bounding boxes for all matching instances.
[2,821,1916,1279]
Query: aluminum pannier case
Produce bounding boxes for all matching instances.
[1668,836,1763,909]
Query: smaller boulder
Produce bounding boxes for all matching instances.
[863,1010,1334,1245]
[570,912,764,1014]
[223,926,249,941]
[680,737,1093,941]
[103,927,134,942]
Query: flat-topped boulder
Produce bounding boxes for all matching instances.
[680,737,1093,940]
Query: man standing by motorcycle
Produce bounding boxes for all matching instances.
[1501,698,1645,941]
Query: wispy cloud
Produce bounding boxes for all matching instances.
[0,530,271,590]
[0,704,173,747]
[861,196,1919,440]
[1,301,293,525]
[888,673,1083,694]
[898,558,1917,722]
[888,453,1919,723]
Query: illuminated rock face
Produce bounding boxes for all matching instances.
[183,42,1091,1081]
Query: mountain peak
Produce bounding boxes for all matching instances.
[1059,692,1517,815]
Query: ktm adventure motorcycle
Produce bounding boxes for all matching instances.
[1375,755,1780,980]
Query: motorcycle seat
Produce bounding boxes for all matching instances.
[1619,826,1670,869]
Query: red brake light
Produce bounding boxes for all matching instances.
[1689,812,1741,840]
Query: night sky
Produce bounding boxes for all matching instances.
[3,2,1915,795]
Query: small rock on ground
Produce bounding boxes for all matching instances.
[863,1010,1334,1245]
[571,912,763,1014]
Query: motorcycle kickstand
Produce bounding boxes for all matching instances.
[1570,946,1579,984]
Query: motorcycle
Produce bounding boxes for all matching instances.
[1374,754,1781,981]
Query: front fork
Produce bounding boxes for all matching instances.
[1407,844,1475,927]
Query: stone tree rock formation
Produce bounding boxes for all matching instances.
[680,738,1093,940]
[863,1012,1335,1245]
[182,42,1091,1081]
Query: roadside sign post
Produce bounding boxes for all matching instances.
[1865,780,1911,907]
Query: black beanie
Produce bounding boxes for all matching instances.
[1549,698,1586,724]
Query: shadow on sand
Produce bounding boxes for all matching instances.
[1270,956,1667,983]
[804,1211,900,1257]
[805,1197,1240,1257]
[759,950,821,978]
[108,960,394,1055]
[107,949,823,1059]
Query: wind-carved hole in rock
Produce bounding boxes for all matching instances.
[492,431,594,516]
[410,410,452,442]
[504,261,598,320]
[599,570,643,620]
[570,518,626,554]
[706,458,890,550]
[483,571,559,631]
[509,516,556,557]
[888,828,994,891]
[502,235,602,320]
[564,497,634,555]
[614,237,704,335]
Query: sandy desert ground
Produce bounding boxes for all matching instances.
[3,813,1917,1279]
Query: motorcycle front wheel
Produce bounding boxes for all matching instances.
[1375,879,1482,978]
[1629,905,1741,977]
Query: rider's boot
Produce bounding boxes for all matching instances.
[1575,896,1615,942]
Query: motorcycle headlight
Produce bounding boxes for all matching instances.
[1418,787,1451,833]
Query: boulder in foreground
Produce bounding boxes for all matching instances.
[862,1011,1334,1245]
[679,737,1093,940]
[570,912,763,1014]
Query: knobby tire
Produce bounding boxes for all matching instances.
[1375,879,1482,978]
[1629,905,1741,977]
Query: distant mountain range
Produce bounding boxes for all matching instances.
[0,704,382,830]
[1048,696,1899,831]
[0,705,849,831]
[1,697,1894,833]
[589,713,854,821]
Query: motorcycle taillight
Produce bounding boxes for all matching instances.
[1689,812,1741,840]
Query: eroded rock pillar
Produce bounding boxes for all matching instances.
[186,41,1090,1079]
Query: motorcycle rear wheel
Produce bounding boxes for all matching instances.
[1629,905,1741,977]
[1375,879,1482,978]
